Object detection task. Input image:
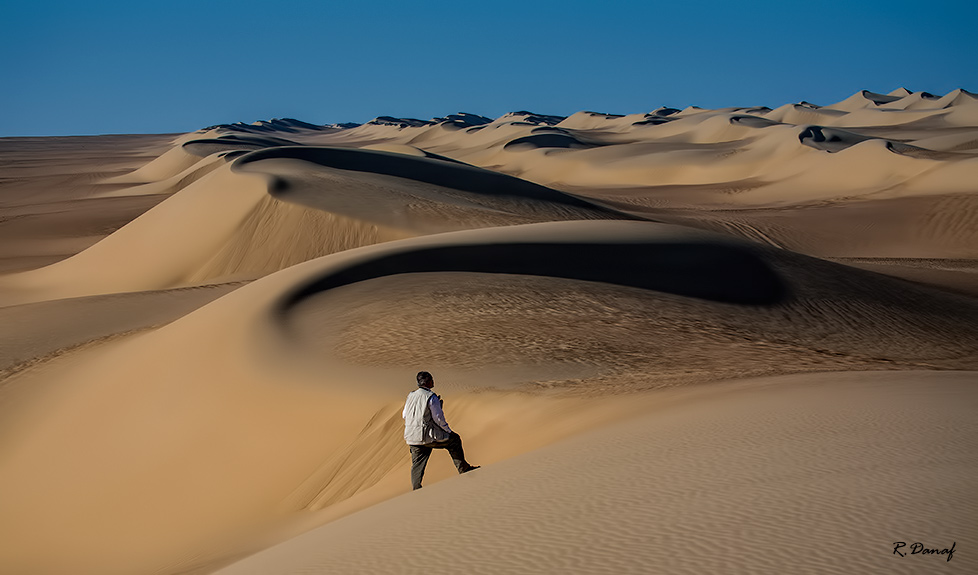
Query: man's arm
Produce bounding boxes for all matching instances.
[428,394,453,434]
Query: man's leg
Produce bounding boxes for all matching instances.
[432,432,476,474]
[410,445,432,490]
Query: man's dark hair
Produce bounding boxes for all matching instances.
[417,371,433,387]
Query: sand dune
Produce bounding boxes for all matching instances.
[267,221,978,397]
[254,90,978,250]
[1,88,976,575]
[214,371,978,575]
[0,145,627,306]
[0,164,273,304]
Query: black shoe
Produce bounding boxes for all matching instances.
[461,465,480,474]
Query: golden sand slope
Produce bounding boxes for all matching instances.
[0,146,627,306]
[213,371,978,575]
[0,89,976,575]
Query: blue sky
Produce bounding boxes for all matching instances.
[2,0,975,136]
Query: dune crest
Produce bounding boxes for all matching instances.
[0,144,630,306]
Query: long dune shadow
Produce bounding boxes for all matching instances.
[798,126,875,153]
[183,135,302,157]
[503,134,595,150]
[234,146,627,215]
[278,241,787,312]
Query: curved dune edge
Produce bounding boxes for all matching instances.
[94,152,228,198]
[0,164,275,306]
[231,145,629,216]
[0,145,633,307]
[1,221,976,574]
[269,221,978,394]
[213,371,978,575]
[101,143,204,185]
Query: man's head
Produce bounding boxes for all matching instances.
[417,371,434,389]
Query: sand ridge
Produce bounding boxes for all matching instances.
[190,88,978,291]
[0,144,632,306]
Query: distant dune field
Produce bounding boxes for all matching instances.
[0,89,975,575]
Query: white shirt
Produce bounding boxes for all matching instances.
[427,393,453,434]
[402,387,453,444]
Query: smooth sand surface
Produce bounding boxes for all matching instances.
[214,371,978,575]
[0,89,975,574]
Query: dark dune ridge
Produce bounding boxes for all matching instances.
[185,133,470,165]
[529,126,572,134]
[797,125,951,157]
[632,108,684,126]
[198,110,575,137]
[366,113,493,129]
[277,240,788,311]
[183,135,302,157]
[859,90,903,106]
[275,221,978,390]
[729,115,781,129]
[792,104,846,117]
[233,146,629,216]
[367,116,437,128]
[649,107,682,117]
[503,133,596,150]
[504,111,567,125]
[632,117,674,126]
[737,106,773,114]
[798,125,874,152]
[437,113,494,129]
[202,118,338,134]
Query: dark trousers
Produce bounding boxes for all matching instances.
[409,432,469,490]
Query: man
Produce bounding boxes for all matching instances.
[402,371,479,489]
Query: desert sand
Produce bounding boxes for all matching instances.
[0,89,975,574]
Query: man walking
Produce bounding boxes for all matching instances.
[402,371,479,489]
